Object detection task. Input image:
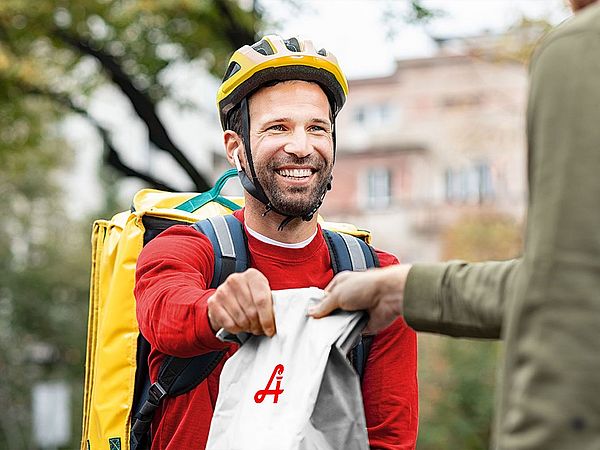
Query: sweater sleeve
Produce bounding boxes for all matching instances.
[363,250,419,450]
[134,224,230,357]
[404,259,520,339]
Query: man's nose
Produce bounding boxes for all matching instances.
[283,129,312,158]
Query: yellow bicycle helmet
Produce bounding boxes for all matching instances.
[216,35,349,130]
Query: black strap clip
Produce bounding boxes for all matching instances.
[147,381,167,405]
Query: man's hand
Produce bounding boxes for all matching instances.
[308,264,412,333]
[207,268,275,337]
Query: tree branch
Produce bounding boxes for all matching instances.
[214,0,257,48]
[53,29,209,191]
[103,143,176,192]
[18,82,177,191]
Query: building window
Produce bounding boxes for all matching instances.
[445,168,455,202]
[476,162,494,203]
[353,103,395,128]
[365,167,391,209]
[354,106,366,124]
[445,162,494,203]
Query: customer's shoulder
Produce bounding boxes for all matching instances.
[539,3,600,49]
[529,4,600,74]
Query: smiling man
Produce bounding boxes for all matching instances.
[134,36,418,449]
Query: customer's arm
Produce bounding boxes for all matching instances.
[310,259,519,338]
[404,259,520,339]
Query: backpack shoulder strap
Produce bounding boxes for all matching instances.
[322,229,379,273]
[131,215,248,450]
[322,229,380,380]
[131,352,227,449]
[192,214,248,288]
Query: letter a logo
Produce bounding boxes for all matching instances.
[254,364,285,404]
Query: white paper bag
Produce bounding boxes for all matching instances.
[206,287,369,450]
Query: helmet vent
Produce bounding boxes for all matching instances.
[284,37,301,52]
[317,48,327,57]
[222,62,241,81]
[251,39,275,56]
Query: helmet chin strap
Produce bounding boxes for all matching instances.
[233,96,333,231]
[233,148,298,231]
[232,148,270,207]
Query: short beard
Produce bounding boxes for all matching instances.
[255,154,333,218]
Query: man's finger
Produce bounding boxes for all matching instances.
[220,296,251,332]
[211,303,242,334]
[252,285,275,336]
[243,269,275,336]
[228,273,263,334]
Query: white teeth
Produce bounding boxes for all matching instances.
[278,168,312,178]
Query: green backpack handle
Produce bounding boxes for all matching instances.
[175,169,242,213]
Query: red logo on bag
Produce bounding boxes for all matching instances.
[254,364,285,404]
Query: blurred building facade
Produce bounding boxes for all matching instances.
[322,36,531,262]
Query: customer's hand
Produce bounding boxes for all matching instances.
[308,264,412,333]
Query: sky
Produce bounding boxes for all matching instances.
[261,0,571,78]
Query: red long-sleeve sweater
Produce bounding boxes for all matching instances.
[135,209,418,449]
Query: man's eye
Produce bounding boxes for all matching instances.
[268,124,285,131]
[309,125,328,132]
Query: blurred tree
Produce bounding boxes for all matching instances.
[381,0,443,39]
[417,336,498,450]
[499,17,555,64]
[441,211,523,262]
[0,0,261,192]
[417,211,522,450]
[0,91,89,448]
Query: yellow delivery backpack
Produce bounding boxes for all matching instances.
[81,169,376,450]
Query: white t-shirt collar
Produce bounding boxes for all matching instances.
[245,224,317,249]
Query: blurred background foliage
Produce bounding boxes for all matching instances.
[1,0,260,192]
[417,211,522,450]
[0,92,90,446]
[0,0,524,448]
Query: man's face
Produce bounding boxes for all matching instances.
[246,80,334,217]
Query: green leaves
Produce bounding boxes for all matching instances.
[1,0,262,192]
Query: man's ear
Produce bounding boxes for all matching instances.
[224,130,244,167]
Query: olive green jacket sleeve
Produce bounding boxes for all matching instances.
[403,259,519,339]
